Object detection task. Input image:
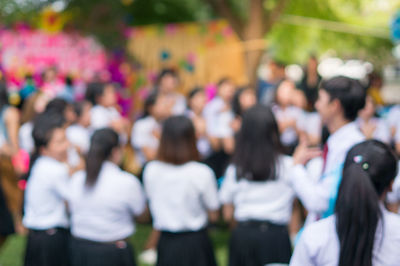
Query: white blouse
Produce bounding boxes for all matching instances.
[68,162,146,242]
[66,124,91,154]
[219,156,295,224]
[131,116,160,166]
[143,161,219,232]
[90,105,121,130]
[23,156,70,230]
[290,208,400,266]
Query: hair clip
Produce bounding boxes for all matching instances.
[353,155,363,163]
[362,162,369,170]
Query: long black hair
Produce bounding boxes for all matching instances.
[85,128,119,187]
[336,140,398,266]
[27,112,66,178]
[232,104,284,181]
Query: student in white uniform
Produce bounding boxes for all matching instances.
[66,101,92,155]
[23,112,70,266]
[272,79,305,154]
[143,116,219,266]
[68,128,148,266]
[155,69,186,115]
[290,76,366,225]
[203,78,236,153]
[219,105,295,266]
[230,86,257,133]
[186,87,212,159]
[86,82,129,141]
[131,92,171,167]
[356,95,390,144]
[203,78,236,178]
[291,140,400,266]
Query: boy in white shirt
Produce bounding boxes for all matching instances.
[291,76,366,225]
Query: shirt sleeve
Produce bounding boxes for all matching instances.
[126,175,147,217]
[289,164,335,213]
[219,165,236,204]
[131,120,153,149]
[200,167,220,211]
[52,165,71,201]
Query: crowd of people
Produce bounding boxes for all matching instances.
[0,61,400,266]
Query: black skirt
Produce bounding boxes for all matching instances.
[70,237,136,266]
[0,181,14,236]
[24,227,70,266]
[157,228,217,266]
[228,220,292,266]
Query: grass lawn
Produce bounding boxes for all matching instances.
[0,224,230,266]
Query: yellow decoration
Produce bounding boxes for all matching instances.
[9,93,21,106]
[39,7,66,33]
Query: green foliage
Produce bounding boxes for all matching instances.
[0,0,398,65]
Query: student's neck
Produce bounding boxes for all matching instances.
[327,116,351,135]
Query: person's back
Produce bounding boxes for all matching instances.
[144,160,218,232]
[291,210,400,266]
[143,115,219,266]
[69,161,145,242]
[68,128,147,266]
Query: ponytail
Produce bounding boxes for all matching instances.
[335,140,398,266]
[85,128,119,187]
[336,164,381,266]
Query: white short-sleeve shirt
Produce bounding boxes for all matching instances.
[131,116,160,165]
[90,105,121,130]
[23,156,70,230]
[68,162,146,242]
[143,161,219,232]
[272,105,304,146]
[290,208,400,266]
[203,97,234,138]
[66,124,91,154]
[219,156,295,224]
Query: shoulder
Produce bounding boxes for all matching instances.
[300,215,336,249]
[70,170,86,185]
[182,162,215,181]
[31,157,69,182]
[280,155,294,168]
[134,116,155,128]
[117,170,142,190]
[4,106,19,121]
